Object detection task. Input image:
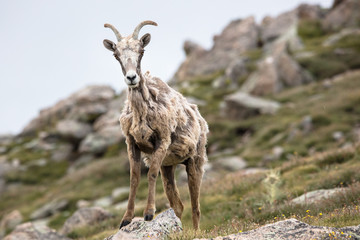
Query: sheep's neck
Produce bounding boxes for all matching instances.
[127,74,155,149]
[128,74,150,121]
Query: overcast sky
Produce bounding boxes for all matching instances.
[0,0,332,135]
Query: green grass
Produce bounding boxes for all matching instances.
[296,25,360,80]
[298,19,325,39]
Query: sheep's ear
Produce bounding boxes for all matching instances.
[140,33,151,48]
[103,39,116,52]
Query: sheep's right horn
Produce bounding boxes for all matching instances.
[104,23,122,42]
[132,20,158,40]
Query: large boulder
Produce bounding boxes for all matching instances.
[79,125,124,154]
[322,0,360,31]
[61,207,112,235]
[173,17,258,82]
[241,36,313,96]
[297,4,324,20]
[21,85,115,136]
[105,208,182,240]
[260,10,298,43]
[214,156,247,172]
[4,222,70,240]
[30,199,69,220]
[0,210,23,237]
[291,188,348,205]
[195,218,360,240]
[56,120,92,140]
[222,92,280,119]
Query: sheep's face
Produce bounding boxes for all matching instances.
[104,34,151,89]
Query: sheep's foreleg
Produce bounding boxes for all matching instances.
[120,136,141,229]
[144,142,169,221]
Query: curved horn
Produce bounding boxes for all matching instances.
[132,20,158,40]
[104,23,122,42]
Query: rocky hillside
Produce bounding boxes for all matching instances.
[1,0,360,239]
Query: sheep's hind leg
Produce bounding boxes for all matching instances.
[120,137,141,229]
[160,165,184,219]
[185,158,203,230]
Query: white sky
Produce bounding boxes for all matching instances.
[0,0,332,135]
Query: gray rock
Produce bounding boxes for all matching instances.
[0,210,23,237]
[183,40,205,56]
[195,218,360,240]
[0,146,7,154]
[30,199,69,220]
[223,92,280,119]
[240,56,281,95]
[79,124,124,155]
[56,120,92,140]
[241,38,312,96]
[173,17,258,82]
[105,208,182,240]
[291,188,348,205]
[263,146,285,163]
[0,161,14,178]
[185,97,206,107]
[114,201,128,211]
[333,131,345,141]
[238,168,266,176]
[297,4,324,20]
[51,143,73,162]
[4,222,70,240]
[78,134,107,155]
[322,0,360,31]
[323,28,360,47]
[61,207,112,235]
[68,102,108,122]
[69,154,95,171]
[301,115,313,134]
[94,196,113,208]
[112,187,130,200]
[0,178,5,194]
[21,85,115,136]
[76,199,91,209]
[23,139,55,151]
[215,156,247,172]
[353,126,360,142]
[93,110,121,131]
[0,134,15,146]
[260,10,297,43]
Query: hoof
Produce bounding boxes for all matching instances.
[119,220,131,229]
[144,214,154,221]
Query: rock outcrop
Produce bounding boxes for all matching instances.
[196,218,360,240]
[61,207,112,235]
[173,17,258,82]
[0,210,23,238]
[4,222,70,240]
[105,209,182,240]
[322,0,360,31]
[30,199,69,220]
[222,92,280,119]
[21,85,116,136]
[291,188,348,205]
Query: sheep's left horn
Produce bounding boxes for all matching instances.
[104,23,122,42]
[132,20,158,40]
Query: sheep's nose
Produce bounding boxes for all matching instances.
[126,74,136,82]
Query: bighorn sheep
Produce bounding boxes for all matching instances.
[103,21,209,230]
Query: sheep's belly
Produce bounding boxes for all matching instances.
[162,152,188,166]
